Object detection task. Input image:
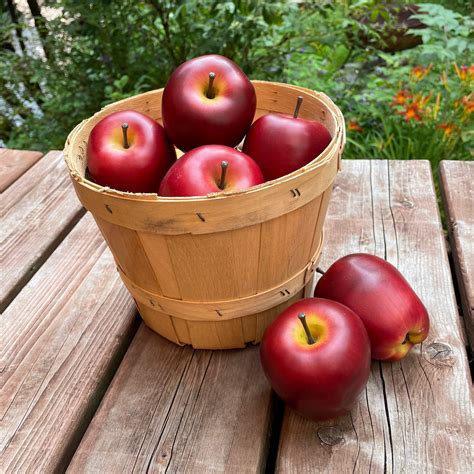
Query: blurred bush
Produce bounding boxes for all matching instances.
[1,0,472,164]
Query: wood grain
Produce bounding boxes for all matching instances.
[0,148,43,192]
[277,160,473,473]
[68,326,273,473]
[0,151,85,311]
[0,213,139,472]
[439,160,474,351]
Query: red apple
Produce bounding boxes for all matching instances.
[159,145,263,197]
[87,110,176,193]
[162,54,256,151]
[243,96,332,181]
[314,254,430,361]
[260,298,371,421]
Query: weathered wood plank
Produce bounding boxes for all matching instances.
[68,327,273,473]
[0,148,43,192]
[277,160,473,473]
[0,151,85,311]
[0,213,139,472]
[439,160,474,351]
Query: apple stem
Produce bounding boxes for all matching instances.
[218,160,229,190]
[293,96,303,118]
[316,267,326,275]
[121,123,130,149]
[298,313,316,345]
[207,72,216,99]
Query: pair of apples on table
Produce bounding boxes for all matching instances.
[261,253,430,421]
[86,54,331,195]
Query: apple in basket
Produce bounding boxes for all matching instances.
[314,254,430,361]
[260,298,371,421]
[87,110,176,193]
[243,96,332,181]
[159,145,264,197]
[161,54,256,151]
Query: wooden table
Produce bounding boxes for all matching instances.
[1,149,473,473]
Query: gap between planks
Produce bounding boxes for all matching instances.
[67,328,274,473]
[439,160,474,355]
[1,213,140,472]
[0,151,85,312]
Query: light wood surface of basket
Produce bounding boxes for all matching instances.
[64,81,345,349]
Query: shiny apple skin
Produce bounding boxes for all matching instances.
[242,113,331,181]
[314,254,430,361]
[159,145,264,197]
[260,298,371,422]
[87,110,176,193]
[162,54,256,151]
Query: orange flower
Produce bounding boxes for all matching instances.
[459,94,474,114]
[348,120,363,132]
[391,90,412,106]
[411,65,432,81]
[437,123,456,136]
[454,64,474,81]
[398,103,422,122]
[414,93,432,108]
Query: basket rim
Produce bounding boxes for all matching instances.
[64,80,345,204]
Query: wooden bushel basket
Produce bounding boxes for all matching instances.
[64,81,345,349]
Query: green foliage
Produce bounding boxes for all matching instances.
[284,1,473,168]
[1,0,306,150]
[0,0,472,168]
[409,3,473,61]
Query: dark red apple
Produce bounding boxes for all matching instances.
[159,145,263,197]
[162,54,256,151]
[243,96,332,181]
[260,298,371,422]
[87,110,176,193]
[314,254,430,361]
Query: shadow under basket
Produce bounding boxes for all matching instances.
[64,81,345,349]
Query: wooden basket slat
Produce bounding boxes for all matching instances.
[172,317,192,345]
[137,232,182,298]
[163,225,262,301]
[241,314,258,342]
[93,215,162,294]
[137,303,182,345]
[64,81,344,349]
[309,185,333,257]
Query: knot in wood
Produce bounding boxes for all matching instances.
[401,199,414,208]
[425,342,455,367]
[317,426,344,447]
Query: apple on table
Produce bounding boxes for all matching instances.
[162,54,256,151]
[159,144,264,197]
[314,253,430,361]
[87,110,176,193]
[260,298,371,421]
[243,96,332,181]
